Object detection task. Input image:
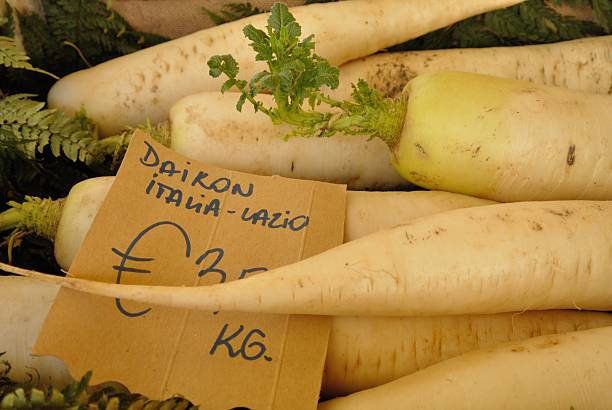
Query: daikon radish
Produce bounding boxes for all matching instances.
[0,276,71,387]
[169,93,408,189]
[0,177,493,270]
[319,325,612,409]
[47,0,524,135]
[332,36,612,99]
[392,71,612,201]
[343,190,494,241]
[3,276,611,401]
[4,200,612,316]
[324,311,612,397]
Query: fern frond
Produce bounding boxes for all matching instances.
[0,94,172,179]
[589,0,611,32]
[0,0,11,33]
[0,360,199,410]
[0,36,57,78]
[86,120,171,172]
[0,94,102,165]
[38,0,166,73]
[203,0,340,25]
[396,0,608,50]
[203,2,264,25]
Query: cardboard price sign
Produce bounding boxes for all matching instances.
[34,132,346,409]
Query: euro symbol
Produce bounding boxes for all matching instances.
[111,221,191,318]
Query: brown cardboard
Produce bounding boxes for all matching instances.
[34,131,346,409]
[112,1,305,39]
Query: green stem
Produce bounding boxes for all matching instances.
[1,197,65,241]
[86,124,171,171]
[328,115,367,132]
[0,208,22,232]
[327,96,408,149]
[237,83,271,116]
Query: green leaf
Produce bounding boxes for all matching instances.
[221,78,236,93]
[249,71,272,93]
[236,93,247,112]
[315,59,339,89]
[207,55,224,77]
[207,54,239,79]
[0,36,57,79]
[243,24,268,44]
[0,94,97,163]
[243,24,272,61]
[268,3,295,32]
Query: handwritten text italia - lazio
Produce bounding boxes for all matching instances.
[139,141,309,232]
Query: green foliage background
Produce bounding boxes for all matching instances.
[397,0,611,50]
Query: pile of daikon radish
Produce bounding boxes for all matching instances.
[2,0,612,408]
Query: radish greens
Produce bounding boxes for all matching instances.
[208,3,406,147]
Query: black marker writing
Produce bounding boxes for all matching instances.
[239,267,268,280]
[112,221,191,318]
[196,248,226,283]
[195,248,267,284]
[210,324,272,362]
[144,177,221,217]
[241,208,310,231]
[139,141,254,198]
